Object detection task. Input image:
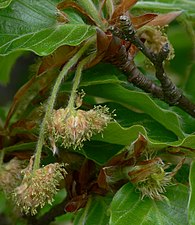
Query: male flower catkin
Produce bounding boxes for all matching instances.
[47,105,112,149]
[0,157,27,197]
[13,162,66,215]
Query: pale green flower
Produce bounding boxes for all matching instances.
[0,157,27,197]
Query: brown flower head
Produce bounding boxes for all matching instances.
[47,106,112,149]
[13,162,66,215]
[0,157,27,197]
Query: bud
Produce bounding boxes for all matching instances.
[47,105,112,149]
[0,158,27,197]
[13,163,66,215]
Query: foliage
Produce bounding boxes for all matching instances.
[0,0,195,225]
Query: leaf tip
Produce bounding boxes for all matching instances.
[147,11,183,27]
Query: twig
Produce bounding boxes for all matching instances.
[104,39,164,99]
[108,15,195,118]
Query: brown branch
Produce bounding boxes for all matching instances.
[108,15,195,118]
[104,42,164,99]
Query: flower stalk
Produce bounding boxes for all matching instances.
[67,55,95,111]
[45,47,112,150]
[33,37,96,171]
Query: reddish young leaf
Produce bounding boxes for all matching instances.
[87,29,113,68]
[57,0,97,25]
[110,0,138,23]
[4,69,58,128]
[97,168,110,190]
[131,13,158,29]
[133,134,148,161]
[147,11,182,26]
[65,194,88,212]
[38,45,78,74]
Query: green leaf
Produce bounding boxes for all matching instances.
[182,134,195,146]
[0,192,6,213]
[188,161,195,224]
[134,0,195,18]
[60,63,123,92]
[0,0,12,8]
[83,141,123,165]
[0,51,23,85]
[55,213,74,224]
[183,63,195,101]
[93,122,195,159]
[109,183,189,225]
[93,122,148,146]
[84,83,185,139]
[0,0,95,56]
[157,17,195,133]
[69,117,194,165]
[74,195,111,225]
[168,22,194,88]
[81,63,123,86]
[105,102,178,143]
